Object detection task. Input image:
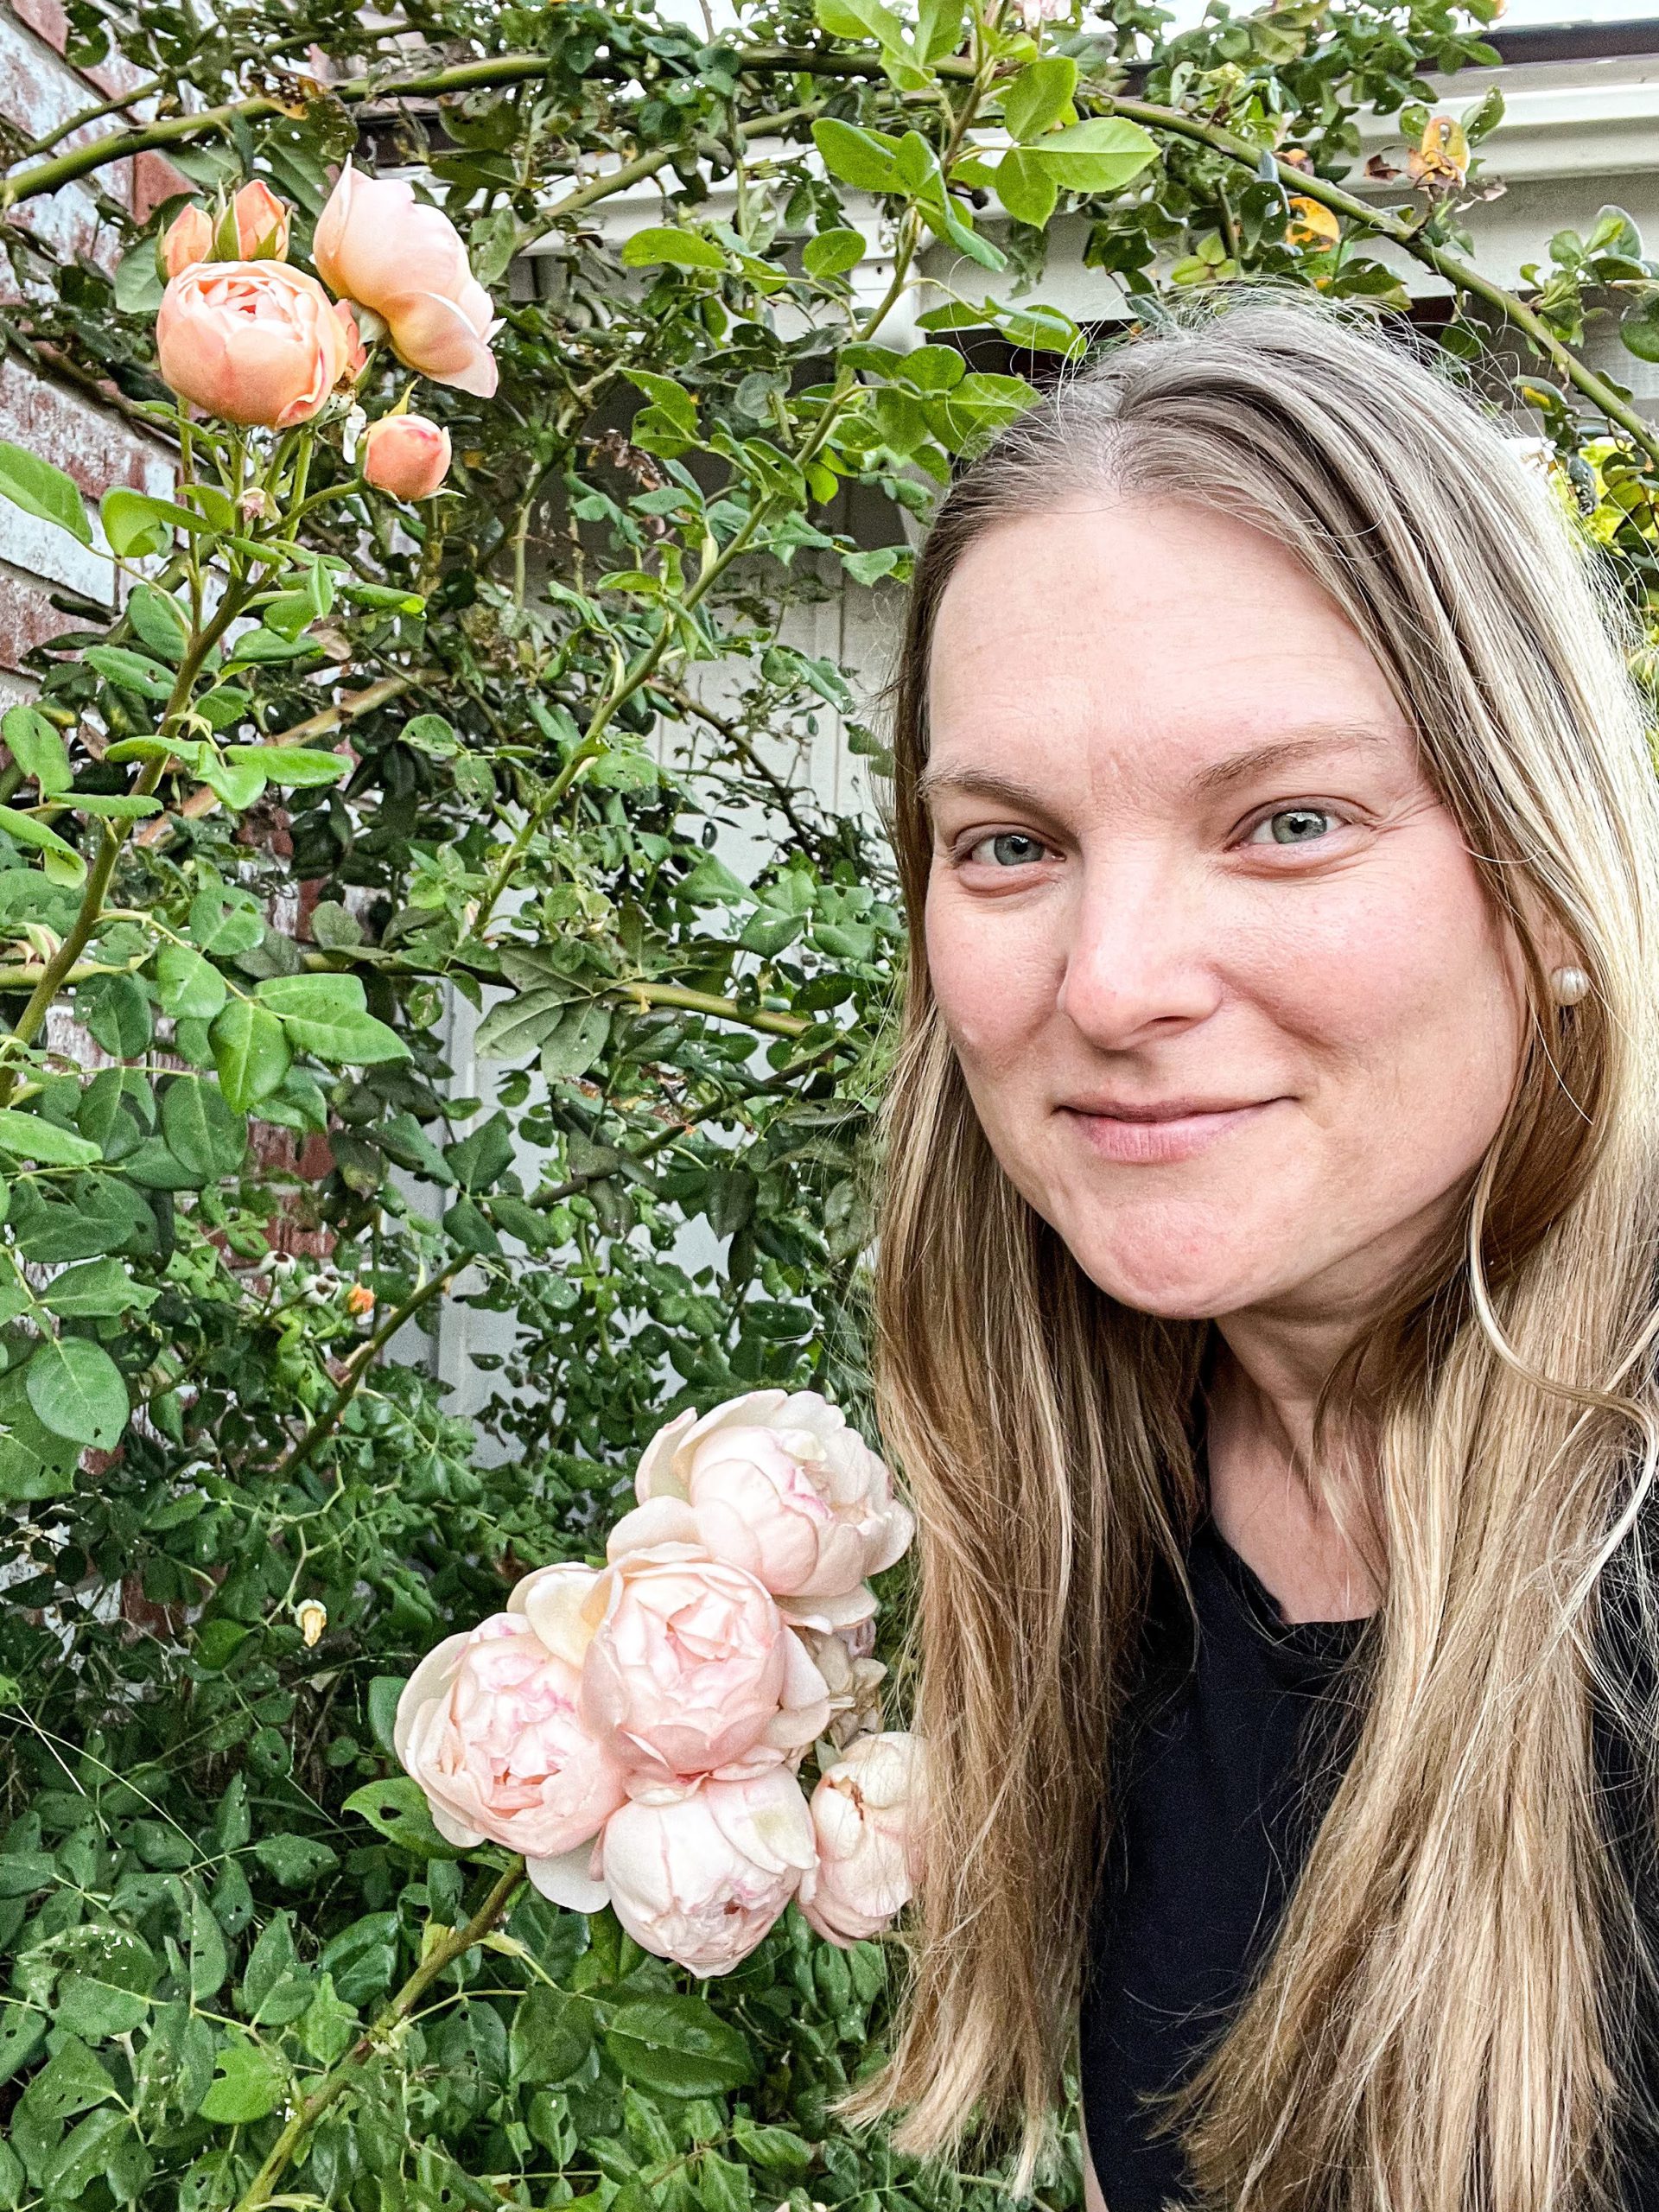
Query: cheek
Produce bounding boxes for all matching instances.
[923,875,1056,1067]
[1263,847,1526,1156]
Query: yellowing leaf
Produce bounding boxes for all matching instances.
[1286,194,1341,249]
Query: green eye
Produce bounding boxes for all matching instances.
[1252,807,1333,846]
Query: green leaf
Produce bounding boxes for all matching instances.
[0,440,92,546]
[155,944,226,1022]
[538,1001,611,1081]
[255,974,408,1065]
[917,0,965,60]
[225,744,348,787]
[189,1885,230,2001]
[125,583,189,663]
[1622,294,1659,364]
[510,1986,594,2085]
[201,755,267,812]
[729,2121,813,2175]
[815,0,910,52]
[802,227,867,279]
[1002,55,1077,141]
[83,645,175,702]
[603,1998,755,2097]
[41,1258,157,1319]
[80,971,153,1056]
[188,887,264,955]
[197,2037,283,2124]
[54,1973,148,2040]
[99,488,214,558]
[249,1834,339,1885]
[0,805,85,883]
[474,983,574,1061]
[621,226,728,271]
[0,1110,100,1166]
[341,1776,466,1859]
[811,118,901,193]
[620,376,698,446]
[1020,116,1160,192]
[3,707,70,797]
[367,1675,406,1756]
[993,146,1058,228]
[24,1337,129,1447]
[160,1074,247,1179]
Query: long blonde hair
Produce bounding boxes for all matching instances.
[843,283,1659,2212]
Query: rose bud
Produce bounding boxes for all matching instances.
[314,161,499,398]
[161,204,213,281]
[607,1389,914,1627]
[231,179,290,261]
[393,1608,629,1859]
[512,1546,830,1784]
[798,1730,927,1948]
[362,413,452,500]
[156,262,358,429]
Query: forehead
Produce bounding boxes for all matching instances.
[925,494,1410,793]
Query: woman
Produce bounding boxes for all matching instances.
[842,284,1659,2211]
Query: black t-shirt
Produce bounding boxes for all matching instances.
[1078,1484,1659,2210]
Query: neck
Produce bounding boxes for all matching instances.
[1202,1326,1385,1625]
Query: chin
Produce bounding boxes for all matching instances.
[1052,1220,1277,1324]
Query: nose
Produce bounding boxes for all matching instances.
[1054,849,1225,1050]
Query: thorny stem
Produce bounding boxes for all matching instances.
[1099,92,1659,468]
[229,1859,528,2212]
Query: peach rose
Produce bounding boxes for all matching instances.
[156,261,356,429]
[363,413,452,499]
[598,1770,817,1976]
[230,179,289,261]
[393,1607,628,1861]
[512,1546,830,1783]
[162,205,213,280]
[798,1731,925,1948]
[607,1390,913,1629]
[313,162,499,398]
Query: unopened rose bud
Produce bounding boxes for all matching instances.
[296,1599,327,1646]
[161,205,213,281]
[362,413,452,501]
[232,179,290,261]
[237,486,272,521]
[346,1283,375,1316]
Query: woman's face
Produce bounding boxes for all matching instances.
[922,495,1536,1326]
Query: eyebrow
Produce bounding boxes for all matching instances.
[918,723,1402,810]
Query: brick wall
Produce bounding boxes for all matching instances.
[0,0,179,693]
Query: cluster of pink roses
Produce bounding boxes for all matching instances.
[395,1390,925,1976]
[152,162,497,499]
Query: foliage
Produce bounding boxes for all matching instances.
[0,0,1654,2204]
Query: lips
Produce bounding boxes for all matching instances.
[1057,1096,1280,1165]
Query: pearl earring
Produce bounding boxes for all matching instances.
[1550,965,1591,1007]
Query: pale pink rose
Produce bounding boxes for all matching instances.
[393,1610,628,1859]
[602,1770,817,1976]
[798,1731,925,1948]
[231,179,290,261]
[156,261,356,429]
[363,413,452,499]
[162,205,213,280]
[798,1623,887,1752]
[607,1392,913,1622]
[512,1545,830,1784]
[313,162,499,398]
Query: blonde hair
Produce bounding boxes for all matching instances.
[842,283,1659,2212]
